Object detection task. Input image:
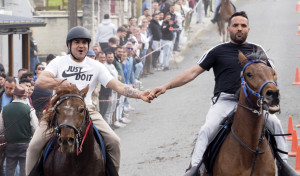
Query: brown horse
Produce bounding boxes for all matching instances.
[42,85,105,176]
[217,0,234,43]
[210,52,279,176]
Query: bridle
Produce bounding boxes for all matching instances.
[234,59,278,176]
[50,94,91,155]
[240,59,278,115]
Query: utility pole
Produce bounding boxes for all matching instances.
[82,0,94,40]
[68,0,78,30]
[135,0,141,18]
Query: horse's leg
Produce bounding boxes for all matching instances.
[222,22,226,43]
[226,22,230,41]
[218,22,223,43]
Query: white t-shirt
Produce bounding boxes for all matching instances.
[104,62,118,80]
[45,55,113,105]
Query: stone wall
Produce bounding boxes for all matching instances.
[33,11,83,59]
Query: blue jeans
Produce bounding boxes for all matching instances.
[135,62,143,79]
[142,49,147,64]
[160,40,173,68]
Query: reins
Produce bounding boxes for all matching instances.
[233,60,278,176]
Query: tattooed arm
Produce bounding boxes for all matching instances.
[106,79,151,103]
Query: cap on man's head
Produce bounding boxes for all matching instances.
[13,85,26,97]
[87,50,96,57]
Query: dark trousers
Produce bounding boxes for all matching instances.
[152,51,160,68]
[6,143,28,176]
[143,48,153,74]
[99,43,109,51]
[203,0,210,16]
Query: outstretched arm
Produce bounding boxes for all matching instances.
[106,79,151,103]
[149,65,205,98]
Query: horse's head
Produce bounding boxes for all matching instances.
[238,51,280,114]
[50,84,89,154]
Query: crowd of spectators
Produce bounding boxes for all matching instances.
[0,54,55,176]
[92,0,216,129]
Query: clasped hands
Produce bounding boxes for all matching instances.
[139,86,167,103]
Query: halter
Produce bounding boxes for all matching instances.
[240,59,278,111]
[237,60,278,176]
[51,94,91,155]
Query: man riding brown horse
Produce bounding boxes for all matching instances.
[147,11,293,176]
[211,0,236,24]
[26,26,152,175]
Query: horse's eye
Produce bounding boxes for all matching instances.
[246,72,252,78]
[78,106,84,113]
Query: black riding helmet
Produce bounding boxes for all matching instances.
[66,26,91,60]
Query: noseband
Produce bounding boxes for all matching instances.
[235,59,278,176]
[240,59,278,114]
[50,94,90,155]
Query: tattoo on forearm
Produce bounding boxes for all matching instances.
[123,86,138,98]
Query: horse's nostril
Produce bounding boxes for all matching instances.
[67,137,75,146]
[266,90,279,99]
[266,90,273,97]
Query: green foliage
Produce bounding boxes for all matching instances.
[47,0,68,10]
[48,0,62,6]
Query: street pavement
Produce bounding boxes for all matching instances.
[116,0,300,175]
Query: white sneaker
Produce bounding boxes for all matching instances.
[120,117,131,124]
[114,121,126,127]
[135,79,142,84]
[122,117,132,123]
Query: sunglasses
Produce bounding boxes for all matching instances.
[127,47,133,50]
[37,67,45,70]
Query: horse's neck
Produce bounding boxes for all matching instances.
[232,92,265,147]
[222,0,231,6]
[220,0,234,17]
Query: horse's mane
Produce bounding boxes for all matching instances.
[240,46,271,66]
[42,84,80,133]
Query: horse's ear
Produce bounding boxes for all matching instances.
[238,51,248,67]
[79,85,89,98]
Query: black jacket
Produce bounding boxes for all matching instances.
[161,21,173,41]
[30,37,38,57]
[149,19,162,41]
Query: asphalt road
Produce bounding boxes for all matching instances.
[116,0,300,175]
